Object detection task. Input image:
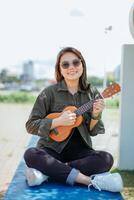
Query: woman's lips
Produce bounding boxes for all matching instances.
[67,71,78,75]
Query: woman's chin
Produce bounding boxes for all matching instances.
[66,74,81,80]
[66,77,79,81]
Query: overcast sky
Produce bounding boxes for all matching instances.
[0,0,133,78]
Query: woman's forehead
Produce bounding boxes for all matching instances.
[60,52,78,61]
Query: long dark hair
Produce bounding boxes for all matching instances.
[55,47,89,90]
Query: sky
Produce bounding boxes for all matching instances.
[0,0,133,79]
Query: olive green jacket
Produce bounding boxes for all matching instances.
[26,80,105,153]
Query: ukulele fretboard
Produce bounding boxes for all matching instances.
[74,99,94,116]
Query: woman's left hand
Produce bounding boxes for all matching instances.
[92,99,105,117]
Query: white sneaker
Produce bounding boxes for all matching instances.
[89,172,123,192]
[25,167,49,186]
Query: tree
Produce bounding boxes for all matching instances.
[0,69,8,83]
[87,76,103,87]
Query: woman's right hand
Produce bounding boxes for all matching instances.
[58,110,76,126]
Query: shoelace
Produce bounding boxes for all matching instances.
[88,180,101,191]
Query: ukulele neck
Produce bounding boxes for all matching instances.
[73,82,121,116]
[74,94,104,116]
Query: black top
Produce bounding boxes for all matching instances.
[60,128,93,161]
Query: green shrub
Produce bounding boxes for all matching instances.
[105,98,119,108]
[0,92,120,107]
[0,92,36,103]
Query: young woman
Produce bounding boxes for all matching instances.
[24,47,123,192]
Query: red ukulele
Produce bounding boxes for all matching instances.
[46,83,121,142]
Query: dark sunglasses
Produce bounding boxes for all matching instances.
[60,59,82,69]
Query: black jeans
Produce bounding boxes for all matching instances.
[24,147,113,186]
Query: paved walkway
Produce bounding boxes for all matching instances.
[92,108,120,167]
[0,104,32,198]
[0,104,120,198]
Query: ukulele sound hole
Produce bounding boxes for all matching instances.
[52,128,59,135]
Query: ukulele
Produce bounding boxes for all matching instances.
[46,83,121,142]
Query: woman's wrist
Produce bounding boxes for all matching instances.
[91,113,101,120]
[51,117,62,129]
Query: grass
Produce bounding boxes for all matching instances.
[0,91,36,103]
[112,168,134,199]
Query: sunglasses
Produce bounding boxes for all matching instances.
[60,59,82,69]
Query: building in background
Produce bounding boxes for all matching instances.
[20,60,34,82]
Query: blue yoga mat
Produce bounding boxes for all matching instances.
[4,136,124,200]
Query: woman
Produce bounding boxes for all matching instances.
[24,47,123,192]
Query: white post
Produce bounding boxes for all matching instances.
[118,44,134,169]
[103,26,112,89]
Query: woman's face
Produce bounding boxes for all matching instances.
[59,52,83,81]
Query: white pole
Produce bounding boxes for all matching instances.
[103,26,112,89]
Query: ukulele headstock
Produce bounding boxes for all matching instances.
[102,83,121,98]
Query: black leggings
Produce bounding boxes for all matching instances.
[24,147,113,185]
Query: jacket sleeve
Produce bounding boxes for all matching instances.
[25,88,52,139]
[88,118,105,136]
[86,84,105,136]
